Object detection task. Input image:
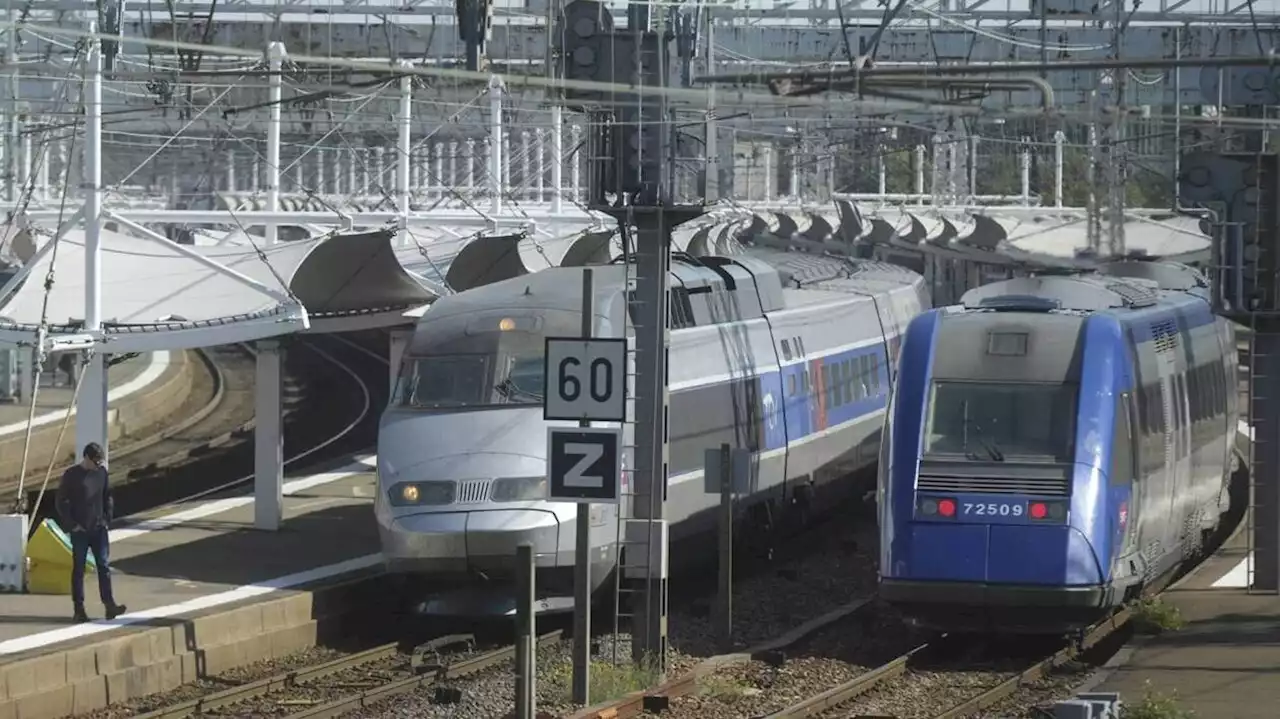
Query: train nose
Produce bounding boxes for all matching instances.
[901,522,1104,585]
[382,509,561,574]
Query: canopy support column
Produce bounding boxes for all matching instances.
[265,42,286,246]
[76,20,107,459]
[489,76,504,214]
[255,340,284,531]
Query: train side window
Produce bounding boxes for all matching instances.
[872,355,882,392]
[788,373,797,397]
[781,340,792,361]
[1141,383,1152,434]
[1176,375,1187,430]
[1217,365,1227,415]
[860,355,872,397]
[1111,394,1135,485]
[802,369,811,394]
[835,361,847,406]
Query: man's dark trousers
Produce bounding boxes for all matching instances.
[70,526,116,611]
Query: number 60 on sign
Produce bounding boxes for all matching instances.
[543,337,628,422]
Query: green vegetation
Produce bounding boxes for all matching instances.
[696,672,759,703]
[545,657,660,706]
[1133,597,1188,634]
[1122,683,1197,719]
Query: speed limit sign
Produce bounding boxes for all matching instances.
[543,337,627,422]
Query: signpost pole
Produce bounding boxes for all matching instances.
[515,542,536,719]
[572,268,594,705]
[716,442,732,653]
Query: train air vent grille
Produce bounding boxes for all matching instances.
[916,473,1071,497]
[1151,319,1179,354]
[1104,281,1158,308]
[456,479,491,504]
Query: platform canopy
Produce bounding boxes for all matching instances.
[0,221,438,353]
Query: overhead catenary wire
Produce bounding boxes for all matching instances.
[11,40,86,514]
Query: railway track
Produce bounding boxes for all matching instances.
[112,631,565,719]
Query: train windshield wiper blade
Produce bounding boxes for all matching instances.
[496,378,544,403]
[964,419,1005,462]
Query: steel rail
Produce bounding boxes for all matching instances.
[759,641,932,719]
[131,639,406,719]
[287,630,566,719]
[930,607,1133,719]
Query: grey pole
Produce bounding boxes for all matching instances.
[627,207,672,675]
[572,269,594,704]
[716,442,733,652]
[515,543,536,719]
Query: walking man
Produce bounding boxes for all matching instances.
[55,442,127,623]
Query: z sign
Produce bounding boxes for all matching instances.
[547,426,621,504]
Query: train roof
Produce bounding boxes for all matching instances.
[422,248,923,331]
[958,261,1210,316]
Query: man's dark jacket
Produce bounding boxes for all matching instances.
[55,465,113,533]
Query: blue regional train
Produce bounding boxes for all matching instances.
[878,259,1240,633]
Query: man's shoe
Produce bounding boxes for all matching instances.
[105,604,127,620]
[73,608,90,623]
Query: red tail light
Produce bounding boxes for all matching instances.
[1030,502,1048,519]
[938,499,956,517]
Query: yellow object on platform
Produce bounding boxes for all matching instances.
[25,519,94,595]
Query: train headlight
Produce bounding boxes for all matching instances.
[389,481,455,506]
[491,476,548,502]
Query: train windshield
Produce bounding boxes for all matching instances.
[396,353,546,409]
[924,381,1077,461]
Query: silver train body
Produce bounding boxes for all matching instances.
[376,251,929,615]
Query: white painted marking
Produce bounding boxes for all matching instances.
[0,351,171,437]
[1208,420,1257,588]
[110,457,374,542]
[1212,554,1251,588]
[0,553,383,656]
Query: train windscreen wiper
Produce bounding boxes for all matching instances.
[965,419,1005,462]
[495,377,544,403]
[960,400,1005,462]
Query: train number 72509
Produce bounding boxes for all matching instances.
[962,502,1025,517]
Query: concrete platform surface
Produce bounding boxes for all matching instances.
[0,351,168,438]
[0,456,387,719]
[1093,514,1280,718]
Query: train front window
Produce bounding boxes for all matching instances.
[396,353,546,409]
[924,381,1077,461]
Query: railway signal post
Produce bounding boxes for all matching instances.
[557,0,707,673]
[544,268,626,702]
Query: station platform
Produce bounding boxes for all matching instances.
[0,351,184,482]
[0,453,387,719]
[1089,487,1279,716]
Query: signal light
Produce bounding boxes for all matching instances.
[937,499,957,517]
[1030,502,1048,519]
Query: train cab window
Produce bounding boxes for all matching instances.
[924,381,1077,461]
[396,354,491,408]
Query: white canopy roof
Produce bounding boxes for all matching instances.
[0,223,437,352]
